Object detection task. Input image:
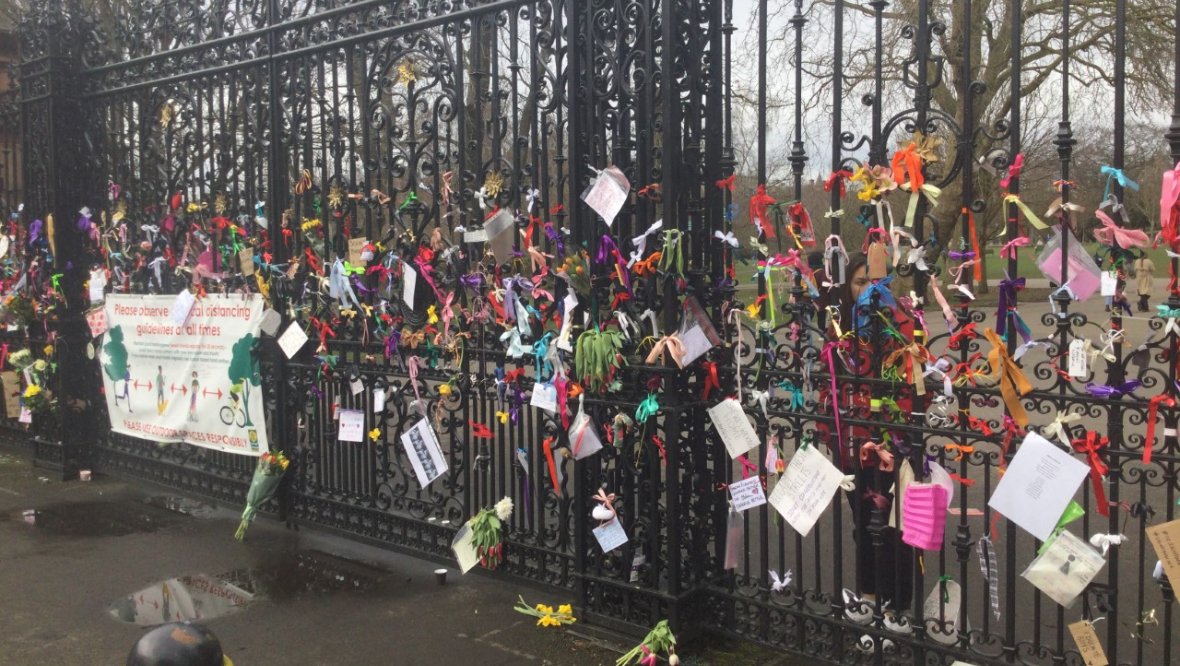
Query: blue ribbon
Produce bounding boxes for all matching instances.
[1101,165,1140,200]
[855,274,897,329]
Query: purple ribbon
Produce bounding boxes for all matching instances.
[948,251,976,261]
[597,234,632,295]
[544,223,565,254]
[77,212,93,233]
[384,330,401,359]
[1086,380,1142,398]
[29,219,41,244]
[995,276,1024,339]
[460,274,483,290]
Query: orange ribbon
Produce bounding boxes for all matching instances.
[632,252,662,277]
[943,443,975,462]
[984,328,1033,427]
[964,207,983,281]
[891,143,924,190]
[543,437,561,496]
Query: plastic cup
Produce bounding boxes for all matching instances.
[434,568,447,585]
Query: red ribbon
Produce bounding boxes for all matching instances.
[1144,394,1176,465]
[715,175,737,192]
[964,208,983,281]
[469,421,493,439]
[701,361,720,400]
[750,184,777,238]
[651,436,667,466]
[1070,431,1110,517]
[824,170,854,198]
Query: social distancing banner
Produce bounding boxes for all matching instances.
[99,294,269,456]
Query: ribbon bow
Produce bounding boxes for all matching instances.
[592,488,617,525]
[1070,431,1110,517]
[750,184,777,238]
[983,328,1033,427]
[715,174,737,192]
[1089,533,1126,555]
[1044,412,1081,449]
[1000,153,1023,191]
[1000,236,1031,260]
[1144,394,1176,465]
[714,230,740,248]
[645,334,686,368]
[884,342,931,395]
[1100,165,1140,200]
[1093,209,1149,249]
[859,441,894,472]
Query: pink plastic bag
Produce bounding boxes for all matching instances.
[901,483,948,551]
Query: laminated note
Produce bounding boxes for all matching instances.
[901,483,948,550]
[1021,530,1105,608]
[768,444,844,536]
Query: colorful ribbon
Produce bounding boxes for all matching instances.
[1070,431,1110,517]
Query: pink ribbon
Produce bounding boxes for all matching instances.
[407,356,425,411]
[738,455,758,480]
[1161,161,1180,230]
[1000,236,1031,260]
[1093,210,1150,249]
[1000,153,1024,191]
[859,441,894,472]
[929,279,959,331]
[820,341,849,465]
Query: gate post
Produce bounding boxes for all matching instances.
[19,0,98,478]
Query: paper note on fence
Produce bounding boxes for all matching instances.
[769,444,844,536]
[399,418,448,488]
[988,432,1089,541]
[1147,519,1180,587]
[1068,620,1109,666]
[1021,529,1105,607]
[729,476,767,512]
[708,398,759,458]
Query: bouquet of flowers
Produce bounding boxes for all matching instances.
[617,620,678,666]
[513,597,576,627]
[469,496,513,569]
[234,451,289,541]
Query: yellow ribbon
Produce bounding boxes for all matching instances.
[901,182,941,227]
[1003,194,1048,230]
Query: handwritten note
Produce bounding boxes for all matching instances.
[373,388,386,414]
[530,382,557,413]
[729,476,767,512]
[708,398,760,458]
[1,371,19,417]
[580,166,630,226]
[348,237,369,267]
[593,518,629,553]
[277,323,309,359]
[768,444,844,536]
[337,408,364,442]
[1147,519,1180,586]
[1068,621,1109,666]
[988,432,1089,541]
[239,248,255,276]
[258,309,281,337]
[89,269,106,303]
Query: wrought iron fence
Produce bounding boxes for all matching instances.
[3,0,1179,665]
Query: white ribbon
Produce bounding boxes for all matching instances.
[501,328,526,358]
[769,569,793,592]
[525,188,541,214]
[616,312,637,342]
[839,475,857,492]
[329,259,362,311]
[1013,339,1048,361]
[728,307,744,402]
[475,186,490,211]
[749,389,769,418]
[1089,533,1126,556]
[714,230,740,248]
[923,358,953,397]
[147,256,167,288]
[631,218,664,256]
[640,309,660,338]
[141,224,160,245]
[1044,412,1081,449]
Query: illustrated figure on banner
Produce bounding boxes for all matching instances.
[156,365,167,414]
[189,371,200,422]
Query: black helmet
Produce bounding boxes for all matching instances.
[125,622,233,666]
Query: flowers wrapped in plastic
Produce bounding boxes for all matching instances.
[468,495,513,569]
[234,451,289,541]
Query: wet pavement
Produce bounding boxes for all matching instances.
[0,449,797,666]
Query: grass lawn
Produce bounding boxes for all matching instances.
[978,242,1169,282]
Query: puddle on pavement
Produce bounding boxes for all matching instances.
[142,495,216,518]
[109,550,388,626]
[9,500,179,537]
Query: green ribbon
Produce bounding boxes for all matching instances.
[938,575,953,603]
[1037,500,1085,555]
[399,191,419,211]
[342,261,365,276]
[635,392,659,425]
[659,230,684,276]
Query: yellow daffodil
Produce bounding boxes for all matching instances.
[558,604,573,615]
[43,345,53,356]
[438,384,452,396]
[369,428,381,442]
[23,385,41,398]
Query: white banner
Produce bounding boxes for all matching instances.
[100,294,269,456]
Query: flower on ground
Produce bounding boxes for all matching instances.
[495,496,513,521]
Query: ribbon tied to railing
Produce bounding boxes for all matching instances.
[984,328,1033,427]
[1044,412,1081,449]
[1101,165,1140,201]
[750,184,777,238]
[645,334,686,368]
[1144,393,1176,465]
[1000,153,1024,191]
[592,488,617,525]
[884,342,932,396]
[1070,431,1111,517]
[859,441,894,472]
[1093,210,1150,249]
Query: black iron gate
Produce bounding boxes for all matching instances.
[4,0,1180,664]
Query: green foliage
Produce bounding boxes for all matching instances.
[227,334,259,426]
[574,329,626,393]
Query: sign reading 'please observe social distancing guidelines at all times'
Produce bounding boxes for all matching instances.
[98,294,269,456]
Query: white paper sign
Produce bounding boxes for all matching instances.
[259,309,281,337]
[530,382,557,413]
[580,166,630,226]
[338,408,364,442]
[708,398,760,458]
[729,476,768,512]
[170,291,196,327]
[400,418,448,488]
[403,266,418,307]
[1100,272,1117,297]
[1068,339,1088,377]
[89,269,106,303]
[277,323,309,359]
[988,432,1090,541]
[451,523,480,574]
[463,228,489,244]
[768,444,845,536]
[349,378,364,396]
[19,406,31,424]
[373,388,386,413]
[593,518,629,553]
[1021,530,1106,607]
